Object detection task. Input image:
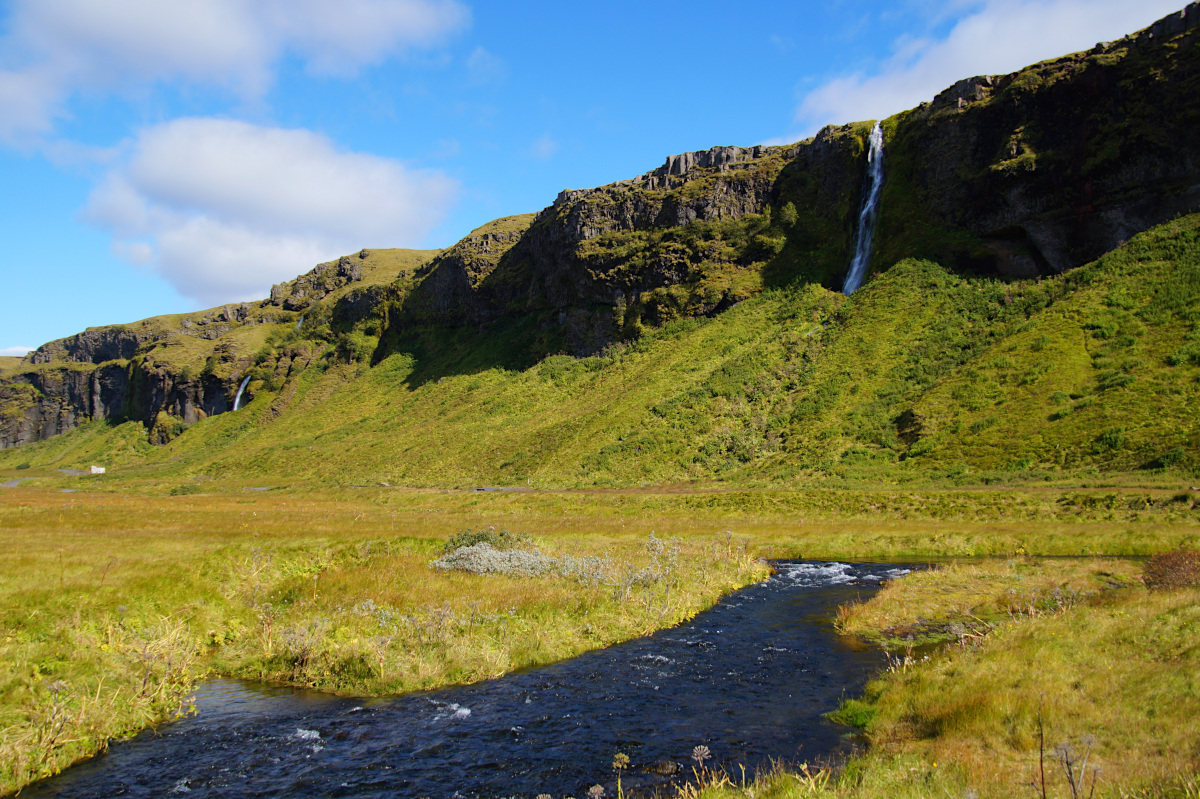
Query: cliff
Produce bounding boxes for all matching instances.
[1,248,435,448]
[876,4,1200,276]
[3,4,1199,452]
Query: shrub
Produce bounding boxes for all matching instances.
[432,528,618,586]
[827,698,877,729]
[1143,548,1200,590]
[15,462,30,470]
[1149,446,1186,469]
[1166,342,1200,366]
[778,201,798,228]
[1092,426,1125,453]
[430,542,558,577]
[441,526,530,554]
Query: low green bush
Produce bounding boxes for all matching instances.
[442,525,530,554]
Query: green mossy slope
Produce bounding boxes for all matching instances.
[2,213,1197,488]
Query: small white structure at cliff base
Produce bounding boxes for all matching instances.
[90,465,105,474]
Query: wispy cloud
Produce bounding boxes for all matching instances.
[790,0,1185,138]
[465,46,507,85]
[0,346,33,357]
[530,133,559,161]
[86,118,459,305]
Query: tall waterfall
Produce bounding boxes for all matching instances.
[842,121,885,296]
[232,375,251,411]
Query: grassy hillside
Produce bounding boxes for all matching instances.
[1,214,1197,490]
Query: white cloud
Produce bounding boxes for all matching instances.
[86,118,460,306]
[0,346,34,357]
[793,0,1187,136]
[0,0,470,145]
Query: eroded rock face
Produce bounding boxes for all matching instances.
[269,255,365,311]
[400,125,868,353]
[28,326,157,365]
[0,359,251,449]
[879,6,1200,276]
[407,222,534,325]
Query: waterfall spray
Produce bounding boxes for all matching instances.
[232,375,251,411]
[842,121,885,296]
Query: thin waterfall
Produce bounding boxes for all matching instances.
[842,121,885,296]
[232,375,251,411]
[295,315,305,332]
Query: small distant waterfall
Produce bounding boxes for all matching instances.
[842,121,885,296]
[232,375,251,411]
[295,315,305,332]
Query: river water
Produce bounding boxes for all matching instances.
[27,561,909,798]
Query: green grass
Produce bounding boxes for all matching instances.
[4,213,1198,493]
[0,487,774,793]
[690,558,1200,799]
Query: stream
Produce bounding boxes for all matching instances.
[27,561,910,798]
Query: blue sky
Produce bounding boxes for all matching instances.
[0,0,1185,355]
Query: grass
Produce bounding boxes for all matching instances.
[5,212,1199,493]
[0,482,1197,794]
[691,557,1200,798]
[0,486,771,794]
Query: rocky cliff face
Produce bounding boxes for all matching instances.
[27,326,154,366]
[0,247,380,449]
[400,125,871,352]
[270,253,367,311]
[0,355,255,449]
[876,3,1200,277]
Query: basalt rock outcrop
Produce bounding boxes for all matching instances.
[270,254,366,311]
[400,125,871,352]
[0,358,247,449]
[876,4,1200,276]
[28,325,157,366]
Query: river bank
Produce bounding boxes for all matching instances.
[1,484,1197,795]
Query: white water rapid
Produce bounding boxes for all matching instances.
[232,375,251,411]
[841,121,884,296]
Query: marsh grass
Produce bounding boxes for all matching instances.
[814,559,1200,798]
[835,559,1144,646]
[0,485,1197,794]
[0,487,768,794]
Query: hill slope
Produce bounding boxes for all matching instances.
[2,212,1197,488]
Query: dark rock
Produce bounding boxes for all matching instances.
[28,326,158,365]
[645,760,680,776]
[270,254,366,309]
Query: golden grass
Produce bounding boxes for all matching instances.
[0,486,765,794]
[2,485,1198,795]
[836,558,1144,644]
[698,559,1200,799]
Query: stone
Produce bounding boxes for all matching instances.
[646,760,680,776]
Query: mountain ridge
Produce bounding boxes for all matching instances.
[2,4,1199,476]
